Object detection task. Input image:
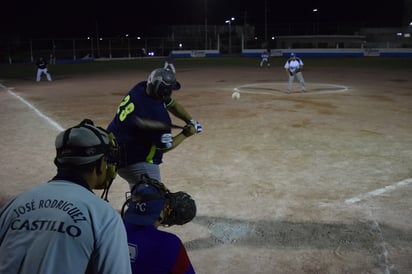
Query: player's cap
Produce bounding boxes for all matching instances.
[124,183,165,226]
[290,52,296,57]
[55,119,111,166]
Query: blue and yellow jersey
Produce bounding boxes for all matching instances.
[107,81,172,166]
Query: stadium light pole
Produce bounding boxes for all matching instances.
[204,0,208,50]
[87,37,94,58]
[125,34,131,58]
[96,20,100,58]
[313,8,319,34]
[264,0,268,49]
[225,17,235,54]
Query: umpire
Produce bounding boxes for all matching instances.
[0,119,131,274]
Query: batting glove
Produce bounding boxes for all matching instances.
[188,119,203,134]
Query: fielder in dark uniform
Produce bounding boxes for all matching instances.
[123,175,196,274]
[35,56,52,82]
[107,68,202,189]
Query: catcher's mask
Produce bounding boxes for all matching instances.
[54,119,119,192]
[147,68,181,101]
[122,174,196,227]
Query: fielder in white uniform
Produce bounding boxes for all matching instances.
[163,52,176,74]
[259,50,270,67]
[284,52,306,93]
[0,119,131,274]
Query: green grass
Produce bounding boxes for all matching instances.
[1,57,411,84]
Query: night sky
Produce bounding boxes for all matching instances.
[1,0,405,39]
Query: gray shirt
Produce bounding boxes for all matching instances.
[0,180,131,274]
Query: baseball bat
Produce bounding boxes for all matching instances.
[134,116,185,130]
[168,124,186,129]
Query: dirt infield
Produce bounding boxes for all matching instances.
[1,63,412,273]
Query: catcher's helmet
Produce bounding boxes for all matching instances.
[147,68,181,100]
[124,182,166,226]
[121,174,196,226]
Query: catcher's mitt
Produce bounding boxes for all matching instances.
[289,69,301,76]
[161,191,196,226]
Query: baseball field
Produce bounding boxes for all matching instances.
[1,56,412,273]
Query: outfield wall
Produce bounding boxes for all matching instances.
[171,50,220,58]
[241,48,412,58]
[9,48,412,64]
[171,48,412,58]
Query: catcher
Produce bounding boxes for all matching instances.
[284,52,306,93]
[122,174,196,274]
[0,119,131,274]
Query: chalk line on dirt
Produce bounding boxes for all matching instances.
[0,83,64,132]
[233,82,348,95]
[344,178,412,205]
[369,220,395,274]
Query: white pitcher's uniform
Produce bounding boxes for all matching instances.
[164,53,176,73]
[260,51,270,67]
[284,54,305,93]
[0,179,132,274]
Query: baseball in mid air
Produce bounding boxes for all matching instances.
[232,91,240,100]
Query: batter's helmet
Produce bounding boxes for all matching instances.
[147,68,181,100]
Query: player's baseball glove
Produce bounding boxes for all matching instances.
[161,191,197,226]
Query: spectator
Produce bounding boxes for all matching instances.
[49,53,56,64]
